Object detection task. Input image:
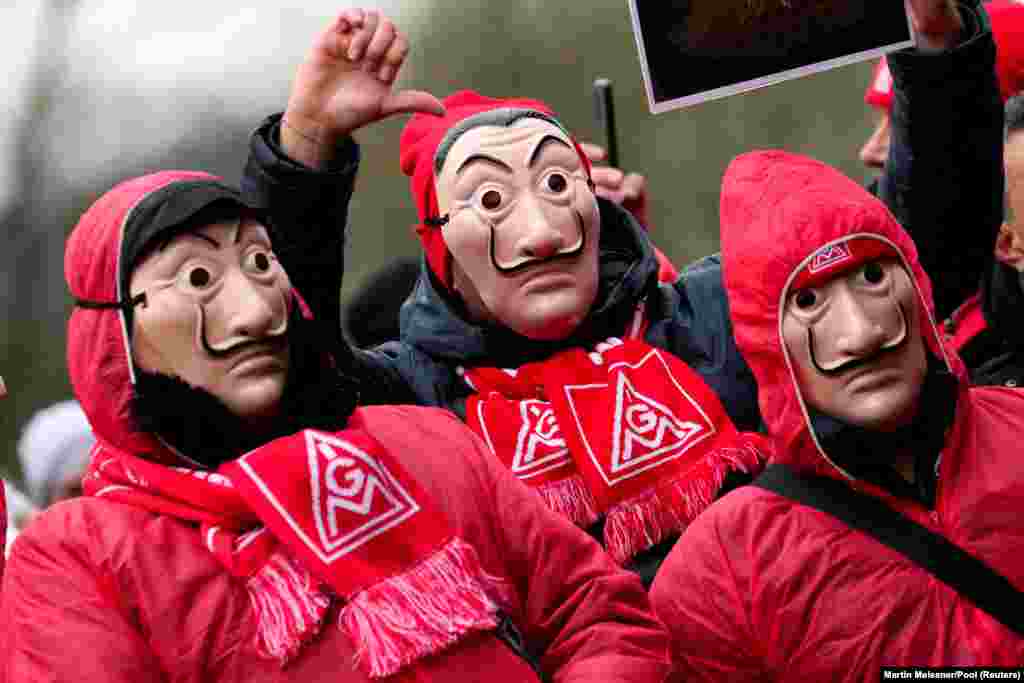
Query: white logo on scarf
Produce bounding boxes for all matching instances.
[611,374,705,472]
[808,242,852,273]
[565,349,716,486]
[511,400,572,479]
[307,431,420,563]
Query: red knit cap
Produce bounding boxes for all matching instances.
[399,90,592,288]
[865,0,1024,110]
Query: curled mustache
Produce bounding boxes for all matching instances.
[489,209,586,275]
[197,300,289,359]
[808,302,909,377]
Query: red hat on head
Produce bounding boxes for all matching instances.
[792,237,902,291]
[866,0,1024,110]
[399,90,592,288]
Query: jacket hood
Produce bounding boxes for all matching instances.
[64,171,293,464]
[719,150,965,479]
[399,197,660,368]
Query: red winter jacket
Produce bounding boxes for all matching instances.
[650,151,1024,680]
[1,171,671,683]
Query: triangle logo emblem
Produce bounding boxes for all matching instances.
[306,430,420,563]
[808,242,852,274]
[563,348,718,487]
[610,373,707,474]
[511,399,572,479]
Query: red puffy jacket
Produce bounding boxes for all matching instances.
[650,151,1024,680]
[0,171,671,682]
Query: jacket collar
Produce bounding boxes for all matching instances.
[808,357,958,507]
[981,257,1024,347]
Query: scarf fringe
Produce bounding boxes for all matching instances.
[536,474,600,528]
[248,551,333,665]
[341,537,502,678]
[604,444,763,564]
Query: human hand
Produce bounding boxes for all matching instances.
[905,0,963,51]
[281,9,445,168]
[580,142,649,228]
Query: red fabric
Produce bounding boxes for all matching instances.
[653,248,679,283]
[465,338,765,564]
[223,430,501,678]
[0,482,5,586]
[3,405,672,682]
[865,0,1024,110]
[399,91,593,289]
[946,292,988,354]
[85,429,503,677]
[648,150,1024,678]
[86,445,327,662]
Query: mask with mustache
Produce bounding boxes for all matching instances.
[807,302,909,377]
[132,306,360,469]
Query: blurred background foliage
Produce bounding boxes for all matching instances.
[1,0,880,482]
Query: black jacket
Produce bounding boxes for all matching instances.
[881,0,1003,322]
[964,259,1024,387]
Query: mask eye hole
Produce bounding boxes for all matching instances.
[188,266,212,289]
[794,289,817,310]
[481,189,503,211]
[547,172,568,193]
[244,249,275,274]
[863,260,885,284]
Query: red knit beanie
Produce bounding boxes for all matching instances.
[399,90,592,288]
[865,0,1024,110]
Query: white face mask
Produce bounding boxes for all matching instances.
[435,118,601,341]
[129,218,292,423]
[782,258,928,432]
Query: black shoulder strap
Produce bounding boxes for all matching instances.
[753,464,1024,637]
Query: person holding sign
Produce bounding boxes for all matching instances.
[650,149,1024,679]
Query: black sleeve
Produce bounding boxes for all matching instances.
[880,1,1002,321]
[241,113,359,348]
[241,114,422,405]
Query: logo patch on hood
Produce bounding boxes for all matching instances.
[794,238,901,292]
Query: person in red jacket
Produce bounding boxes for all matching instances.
[649,150,1024,679]
[0,18,672,683]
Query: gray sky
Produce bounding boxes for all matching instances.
[1,1,426,208]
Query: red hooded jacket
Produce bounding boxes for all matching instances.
[650,151,1024,679]
[1,171,671,683]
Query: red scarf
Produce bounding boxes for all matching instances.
[85,427,508,678]
[465,337,765,564]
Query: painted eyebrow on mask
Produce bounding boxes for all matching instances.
[159,231,220,251]
[527,135,574,168]
[455,154,514,177]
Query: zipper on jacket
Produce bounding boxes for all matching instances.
[494,611,547,681]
